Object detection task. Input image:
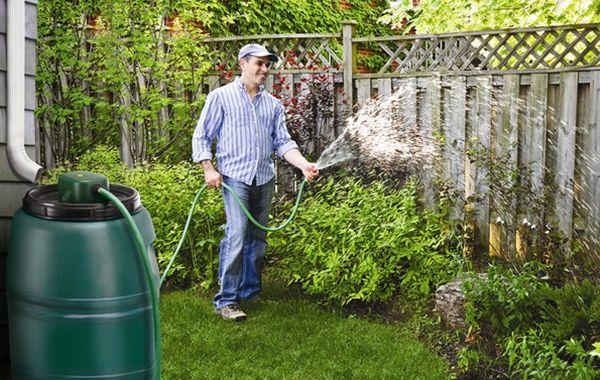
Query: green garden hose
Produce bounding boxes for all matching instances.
[97,187,161,380]
[159,178,308,287]
[96,179,307,379]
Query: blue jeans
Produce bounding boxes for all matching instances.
[214,176,274,309]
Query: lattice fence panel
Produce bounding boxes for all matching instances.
[201,35,343,73]
[357,23,600,74]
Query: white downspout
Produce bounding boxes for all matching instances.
[7,0,43,183]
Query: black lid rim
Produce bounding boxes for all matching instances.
[23,184,143,221]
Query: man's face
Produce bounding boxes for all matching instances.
[240,56,271,87]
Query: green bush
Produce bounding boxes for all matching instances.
[463,264,600,377]
[463,262,551,336]
[37,0,211,165]
[539,279,600,343]
[503,331,600,379]
[194,0,392,37]
[270,176,461,305]
[49,146,224,289]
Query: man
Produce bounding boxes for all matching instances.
[192,44,319,321]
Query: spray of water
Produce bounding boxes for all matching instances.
[316,88,438,174]
[311,77,600,284]
[314,131,355,170]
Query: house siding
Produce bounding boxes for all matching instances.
[0,0,39,375]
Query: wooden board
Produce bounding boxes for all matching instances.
[491,74,520,257]
[466,76,493,250]
[522,73,548,226]
[419,77,442,209]
[443,76,466,219]
[555,72,578,241]
[356,78,371,106]
[579,71,600,251]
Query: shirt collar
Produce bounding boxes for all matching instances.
[235,76,264,98]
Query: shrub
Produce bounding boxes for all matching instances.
[539,279,600,343]
[503,331,600,379]
[463,262,551,337]
[270,175,461,305]
[463,263,600,378]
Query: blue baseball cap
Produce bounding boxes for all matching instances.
[238,43,279,62]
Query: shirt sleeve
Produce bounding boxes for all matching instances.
[272,101,298,158]
[191,92,224,163]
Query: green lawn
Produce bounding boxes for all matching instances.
[160,274,452,380]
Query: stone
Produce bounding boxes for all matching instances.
[435,278,467,329]
[434,274,487,329]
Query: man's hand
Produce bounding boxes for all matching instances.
[302,163,319,182]
[283,148,320,182]
[201,160,222,188]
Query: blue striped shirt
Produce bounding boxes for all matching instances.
[192,77,298,186]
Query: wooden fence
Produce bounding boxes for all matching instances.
[198,23,600,256]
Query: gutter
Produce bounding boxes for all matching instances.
[6,0,43,183]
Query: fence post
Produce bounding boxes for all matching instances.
[342,20,357,114]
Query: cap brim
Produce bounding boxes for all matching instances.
[253,53,279,62]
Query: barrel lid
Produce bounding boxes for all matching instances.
[23,184,142,221]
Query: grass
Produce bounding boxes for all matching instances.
[160,270,452,380]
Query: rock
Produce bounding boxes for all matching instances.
[434,274,487,329]
[435,278,467,329]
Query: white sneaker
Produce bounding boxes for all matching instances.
[216,303,247,321]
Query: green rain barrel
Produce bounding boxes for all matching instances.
[7,173,159,380]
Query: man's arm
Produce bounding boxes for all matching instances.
[192,91,224,188]
[283,148,319,181]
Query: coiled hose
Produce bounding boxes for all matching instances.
[159,178,308,286]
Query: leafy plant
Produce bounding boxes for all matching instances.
[463,262,551,337]
[37,0,213,166]
[194,0,392,37]
[272,57,345,163]
[270,175,461,305]
[503,331,600,379]
[538,279,600,343]
[343,0,394,37]
[380,0,600,34]
[456,346,483,374]
[463,264,600,378]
